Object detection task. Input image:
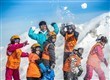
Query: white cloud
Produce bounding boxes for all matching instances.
[81,3,87,9]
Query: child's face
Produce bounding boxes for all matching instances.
[67,27,73,33]
[52,35,56,43]
[100,42,106,48]
[52,38,56,43]
[40,25,47,31]
[14,39,20,44]
[78,49,83,54]
[35,47,41,55]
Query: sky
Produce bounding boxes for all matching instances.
[0,0,110,46]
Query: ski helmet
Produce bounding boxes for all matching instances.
[48,31,56,43]
[31,43,41,53]
[10,35,20,44]
[100,36,108,43]
[77,48,84,58]
[96,35,108,44]
[48,31,56,39]
[66,24,76,34]
[73,49,78,54]
[77,48,84,54]
[71,24,76,30]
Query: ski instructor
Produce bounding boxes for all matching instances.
[28,21,59,51]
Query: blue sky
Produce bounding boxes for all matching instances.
[0,0,110,46]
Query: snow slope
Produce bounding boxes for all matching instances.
[0,12,110,80]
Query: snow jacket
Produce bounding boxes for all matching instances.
[6,43,28,69]
[28,23,59,50]
[42,40,55,67]
[63,54,82,72]
[27,53,41,78]
[87,42,105,68]
[60,27,79,52]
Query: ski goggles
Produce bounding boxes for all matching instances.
[14,38,20,43]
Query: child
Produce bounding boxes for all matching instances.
[84,36,108,80]
[42,31,57,80]
[27,43,47,80]
[60,23,79,78]
[63,48,84,80]
[5,35,29,80]
[28,21,59,51]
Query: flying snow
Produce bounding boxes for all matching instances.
[81,3,87,9]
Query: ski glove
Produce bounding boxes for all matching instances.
[51,63,55,69]
[61,24,65,28]
[77,65,83,77]
[35,59,47,73]
[104,58,108,67]
[51,22,56,26]
[74,31,79,40]
[31,26,36,31]
[23,41,29,46]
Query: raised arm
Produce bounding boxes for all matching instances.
[7,43,24,52]
[21,52,29,57]
[51,23,59,35]
[7,41,28,55]
[60,24,66,37]
[28,27,39,40]
[74,31,79,40]
[7,41,28,52]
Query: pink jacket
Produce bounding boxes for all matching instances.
[7,43,28,57]
[87,43,104,68]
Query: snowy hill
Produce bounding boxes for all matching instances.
[0,12,110,80]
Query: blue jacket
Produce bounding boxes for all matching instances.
[28,23,59,50]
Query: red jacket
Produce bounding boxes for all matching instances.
[6,43,28,69]
[87,43,104,68]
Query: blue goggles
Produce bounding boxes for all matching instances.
[14,38,20,43]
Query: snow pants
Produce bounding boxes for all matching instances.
[5,67,20,80]
[63,52,72,79]
[84,65,105,80]
[63,52,72,64]
[64,71,78,80]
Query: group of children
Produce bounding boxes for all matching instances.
[60,23,108,80]
[5,21,108,80]
[5,21,59,80]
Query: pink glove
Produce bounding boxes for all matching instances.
[21,52,29,57]
[23,41,29,46]
[104,58,108,67]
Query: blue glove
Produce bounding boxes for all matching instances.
[51,22,56,26]
[41,69,55,80]
[39,63,47,73]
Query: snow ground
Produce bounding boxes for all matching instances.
[0,12,110,80]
